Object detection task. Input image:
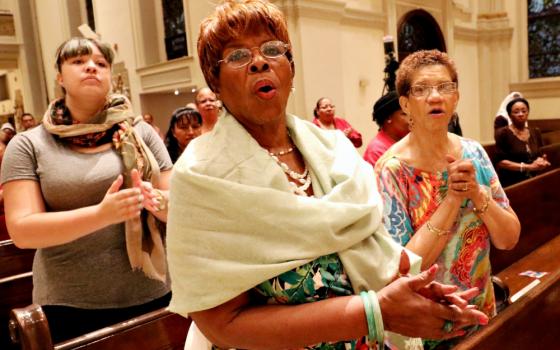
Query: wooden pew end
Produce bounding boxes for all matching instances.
[9,304,53,350]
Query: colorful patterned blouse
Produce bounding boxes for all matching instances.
[259,254,371,350]
[213,253,372,350]
[375,138,509,348]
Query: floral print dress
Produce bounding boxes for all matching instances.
[375,138,509,349]
[212,253,373,350]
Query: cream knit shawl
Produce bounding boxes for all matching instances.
[167,111,421,348]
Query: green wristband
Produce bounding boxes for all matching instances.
[368,290,385,347]
[359,291,377,345]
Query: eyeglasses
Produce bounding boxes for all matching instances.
[409,82,457,97]
[217,40,290,69]
[319,104,335,110]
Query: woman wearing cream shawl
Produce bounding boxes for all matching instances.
[167,1,488,349]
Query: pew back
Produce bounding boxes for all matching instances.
[541,130,560,146]
[0,240,34,350]
[0,240,34,279]
[491,168,560,274]
[529,118,560,134]
[458,166,560,348]
[481,142,497,167]
[9,305,190,350]
[540,142,560,168]
[455,269,560,350]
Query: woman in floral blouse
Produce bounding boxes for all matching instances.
[375,49,520,349]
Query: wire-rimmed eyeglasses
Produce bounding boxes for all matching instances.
[217,40,290,69]
[409,82,458,97]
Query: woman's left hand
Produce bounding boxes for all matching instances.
[130,169,167,213]
[395,251,479,310]
[446,154,480,201]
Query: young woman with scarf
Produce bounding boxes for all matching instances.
[0,38,173,343]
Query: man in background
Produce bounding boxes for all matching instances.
[21,113,38,130]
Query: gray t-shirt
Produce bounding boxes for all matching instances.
[1,121,173,308]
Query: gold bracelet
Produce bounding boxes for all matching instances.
[473,190,490,216]
[152,189,167,211]
[426,221,451,236]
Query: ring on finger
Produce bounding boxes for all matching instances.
[442,320,454,333]
[462,183,469,192]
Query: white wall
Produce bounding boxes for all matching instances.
[34,0,71,101]
[340,24,386,152]
[453,38,481,140]
[94,0,142,113]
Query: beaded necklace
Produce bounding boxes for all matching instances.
[269,146,294,156]
[266,129,311,196]
[269,153,311,196]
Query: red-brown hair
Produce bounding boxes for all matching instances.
[396,49,458,97]
[197,0,293,92]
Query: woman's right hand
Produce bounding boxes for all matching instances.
[529,156,550,171]
[97,174,143,225]
[378,264,488,340]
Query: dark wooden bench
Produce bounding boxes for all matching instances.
[481,142,497,167]
[9,306,190,350]
[482,141,560,173]
[0,240,35,279]
[529,118,560,134]
[0,240,34,350]
[490,168,560,274]
[456,268,560,349]
[540,142,560,169]
[456,167,560,348]
[541,130,560,146]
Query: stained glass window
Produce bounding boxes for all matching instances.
[162,0,188,60]
[527,0,560,78]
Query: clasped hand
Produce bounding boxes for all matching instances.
[97,169,163,225]
[379,251,488,339]
[445,154,482,201]
[529,156,550,171]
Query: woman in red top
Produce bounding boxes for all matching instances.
[313,97,362,147]
[363,91,409,167]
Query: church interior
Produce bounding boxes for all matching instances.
[0,0,559,349]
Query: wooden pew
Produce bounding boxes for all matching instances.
[481,142,497,167]
[490,168,560,274]
[0,240,34,279]
[0,240,34,350]
[529,118,560,134]
[482,141,560,174]
[456,166,560,348]
[9,306,190,350]
[456,269,560,349]
[540,142,560,169]
[541,130,560,146]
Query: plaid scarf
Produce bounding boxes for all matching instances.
[42,94,167,282]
